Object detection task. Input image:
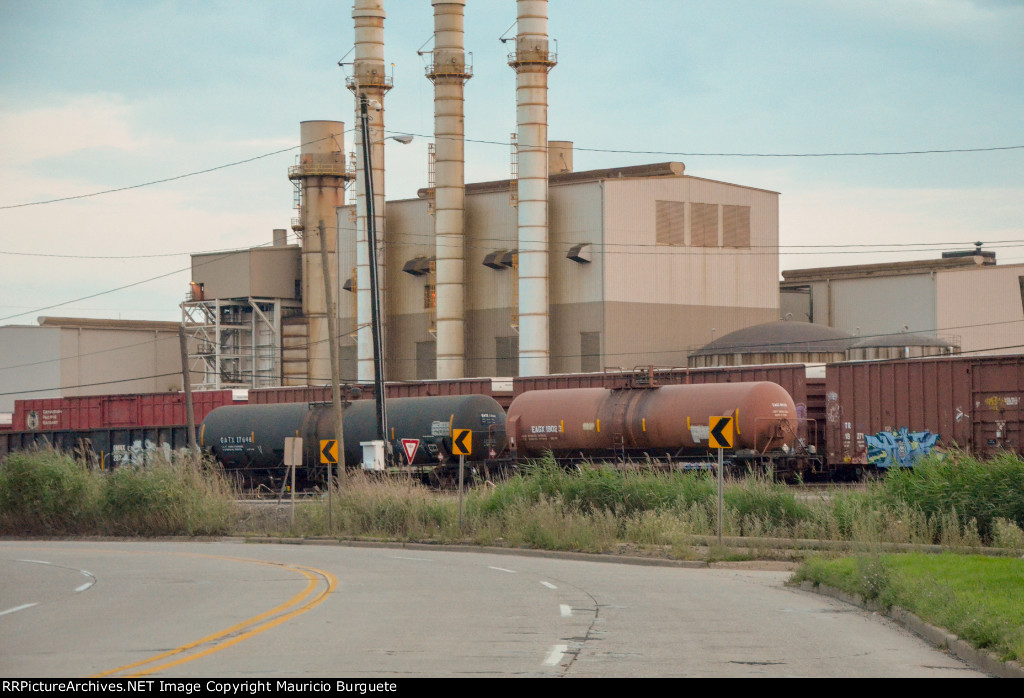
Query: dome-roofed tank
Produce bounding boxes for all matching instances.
[846,331,957,360]
[689,320,854,367]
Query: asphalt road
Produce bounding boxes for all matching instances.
[0,540,986,678]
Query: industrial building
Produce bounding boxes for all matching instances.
[780,247,1024,357]
[0,317,187,412]
[182,0,781,389]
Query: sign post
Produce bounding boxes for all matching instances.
[321,439,338,532]
[452,429,472,535]
[708,416,734,546]
[284,437,303,527]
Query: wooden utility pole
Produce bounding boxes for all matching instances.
[178,325,198,454]
[319,220,347,487]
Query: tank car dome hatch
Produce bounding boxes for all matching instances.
[846,332,958,361]
[688,320,854,367]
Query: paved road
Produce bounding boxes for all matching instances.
[0,540,985,678]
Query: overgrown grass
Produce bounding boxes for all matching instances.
[879,451,1024,540]
[793,553,1024,662]
[5,449,1024,551]
[0,448,236,536]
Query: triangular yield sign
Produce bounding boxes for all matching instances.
[401,438,420,464]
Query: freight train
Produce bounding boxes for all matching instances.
[3,354,1024,486]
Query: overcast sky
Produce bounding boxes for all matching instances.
[1,0,1021,324]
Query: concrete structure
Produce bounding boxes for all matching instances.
[182,237,302,390]
[509,0,557,377]
[334,159,782,381]
[427,0,472,379]
[0,317,186,412]
[347,0,393,382]
[287,121,351,386]
[781,251,1022,357]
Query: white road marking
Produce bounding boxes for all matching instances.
[0,603,39,617]
[18,559,96,593]
[543,644,568,666]
[560,604,572,617]
[391,556,432,562]
[488,566,516,573]
[540,581,557,589]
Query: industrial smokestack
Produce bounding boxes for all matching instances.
[288,121,347,385]
[509,0,556,376]
[428,0,471,379]
[349,0,392,382]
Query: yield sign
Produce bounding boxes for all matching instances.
[401,438,420,464]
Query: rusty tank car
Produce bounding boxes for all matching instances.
[506,382,799,464]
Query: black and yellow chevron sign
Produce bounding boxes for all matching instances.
[452,429,472,456]
[708,416,734,449]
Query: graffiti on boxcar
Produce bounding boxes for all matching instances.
[111,439,172,466]
[865,427,940,468]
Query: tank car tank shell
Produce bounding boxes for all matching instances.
[506,382,798,458]
[201,394,506,470]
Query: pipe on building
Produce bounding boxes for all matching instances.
[291,121,347,385]
[349,0,392,382]
[428,0,471,379]
[509,0,556,377]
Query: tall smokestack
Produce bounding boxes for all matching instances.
[349,0,392,382]
[509,0,556,376]
[289,121,348,385]
[428,0,471,379]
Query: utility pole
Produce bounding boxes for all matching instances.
[319,220,347,490]
[360,94,391,464]
[177,325,198,455]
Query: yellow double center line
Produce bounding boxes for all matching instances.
[93,555,337,677]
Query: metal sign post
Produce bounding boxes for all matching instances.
[284,437,303,528]
[452,429,472,536]
[321,439,338,532]
[458,454,465,535]
[708,416,734,547]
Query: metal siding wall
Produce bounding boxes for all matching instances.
[0,327,61,412]
[936,265,1024,355]
[602,177,778,309]
[191,252,252,299]
[831,275,936,339]
[61,328,181,398]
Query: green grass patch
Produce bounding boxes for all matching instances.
[0,449,236,536]
[793,553,1024,662]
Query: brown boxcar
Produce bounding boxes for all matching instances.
[824,355,1024,466]
[13,390,245,432]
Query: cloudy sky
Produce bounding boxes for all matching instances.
[1,0,1021,324]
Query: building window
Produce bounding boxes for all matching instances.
[496,336,519,377]
[580,332,601,373]
[691,203,718,247]
[655,200,686,246]
[723,205,751,248]
[416,341,436,380]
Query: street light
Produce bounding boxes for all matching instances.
[358,94,412,466]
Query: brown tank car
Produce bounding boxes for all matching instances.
[506,382,798,459]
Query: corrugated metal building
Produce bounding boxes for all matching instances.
[780,251,1024,357]
[0,317,186,413]
[333,160,781,380]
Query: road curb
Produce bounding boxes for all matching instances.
[800,581,1024,678]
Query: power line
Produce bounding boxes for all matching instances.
[0,130,352,211]
[1,126,1019,211]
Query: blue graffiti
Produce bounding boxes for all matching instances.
[865,428,940,468]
